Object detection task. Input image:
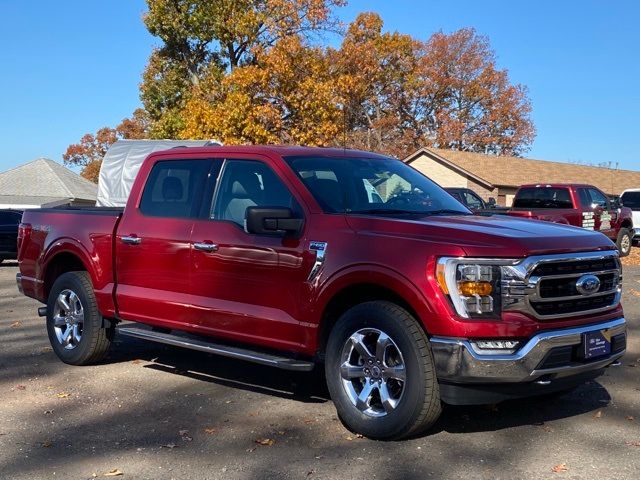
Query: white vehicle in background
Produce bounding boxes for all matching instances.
[97,139,221,207]
[621,189,640,245]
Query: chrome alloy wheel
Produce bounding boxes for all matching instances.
[339,328,406,417]
[621,234,631,254]
[52,289,84,350]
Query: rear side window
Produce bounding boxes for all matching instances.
[621,191,640,210]
[139,160,211,218]
[512,187,573,209]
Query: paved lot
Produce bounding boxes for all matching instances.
[0,261,639,480]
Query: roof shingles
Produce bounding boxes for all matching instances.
[406,148,640,195]
[0,158,97,201]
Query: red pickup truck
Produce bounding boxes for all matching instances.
[507,184,634,256]
[16,146,627,439]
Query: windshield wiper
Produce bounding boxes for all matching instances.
[422,209,472,216]
[348,208,426,215]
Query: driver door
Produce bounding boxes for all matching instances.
[188,157,311,351]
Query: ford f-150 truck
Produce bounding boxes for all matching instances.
[507,184,634,256]
[16,146,627,439]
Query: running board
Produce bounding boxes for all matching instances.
[117,324,315,372]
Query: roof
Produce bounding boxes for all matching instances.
[404,147,640,195]
[0,195,72,207]
[0,158,97,202]
[153,144,387,158]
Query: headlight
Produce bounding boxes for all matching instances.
[436,258,518,319]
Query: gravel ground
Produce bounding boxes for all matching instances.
[0,260,638,480]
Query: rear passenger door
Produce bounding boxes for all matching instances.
[115,158,218,329]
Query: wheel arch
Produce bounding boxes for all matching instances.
[314,266,433,357]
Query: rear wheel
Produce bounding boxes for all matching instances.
[46,271,113,365]
[616,228,632,257]
[325,301,441,440]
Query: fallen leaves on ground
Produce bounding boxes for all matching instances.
[131,359,143,364]
[552,463,568,473]
[9,321,21,328]
[41,346,53,353]
[55,392,71,398]
[593,410,602,418]
[179,429,192,442]
[255,438,275,446]
[15,385,26,390]
[626,441,640,447]
[41,440,52,448]
[204,428,216,435]
[103,469,123,477]
[622,249,640,267]
[161,443,178,449]
[627,416,635,421]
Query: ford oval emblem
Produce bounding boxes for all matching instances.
[575,274,601,296]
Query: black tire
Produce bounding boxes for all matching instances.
[46,271,113,365]
[325,301,441,440]
[616,228,632,257]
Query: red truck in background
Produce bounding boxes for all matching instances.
[507,184,634,256]
[16,146,627,439]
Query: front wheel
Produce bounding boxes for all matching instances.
[325,301,441,440]
[616,228,632,257]
[46,271,113,365]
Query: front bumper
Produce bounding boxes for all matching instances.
[430,317,626,384]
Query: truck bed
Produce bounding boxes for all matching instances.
[18,207,123,316]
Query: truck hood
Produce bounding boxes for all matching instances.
[345,213,617,258]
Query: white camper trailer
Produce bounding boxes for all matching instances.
[96,139,221,207]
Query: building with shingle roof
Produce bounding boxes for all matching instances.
[404,147,640,206]
[0,158,97,209]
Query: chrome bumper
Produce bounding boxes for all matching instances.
[431,318,626,383]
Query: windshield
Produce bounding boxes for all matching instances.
[513,187,573,209]
[284,155,471,215]
[621,191,640,210]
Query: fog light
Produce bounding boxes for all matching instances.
[470,340,521,355]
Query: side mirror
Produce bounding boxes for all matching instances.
[245,207,303,236]
[487,197,497,207]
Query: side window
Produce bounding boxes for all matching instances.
[212,160,299,226]
[463,191,484,210]
[588,188,609,209]
[139,159,211,218]
[577,188,591,208]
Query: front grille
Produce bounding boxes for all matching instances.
[531,258,619,277]
[531,293,617,316]
[538,272,617,299]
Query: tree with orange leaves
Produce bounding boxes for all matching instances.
[62,109,149,182]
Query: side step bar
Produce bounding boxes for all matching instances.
[118,324,315,372]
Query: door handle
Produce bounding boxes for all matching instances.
[121,235,142,245]
[193,242,218,252]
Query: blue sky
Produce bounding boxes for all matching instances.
[0,0,638,171]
